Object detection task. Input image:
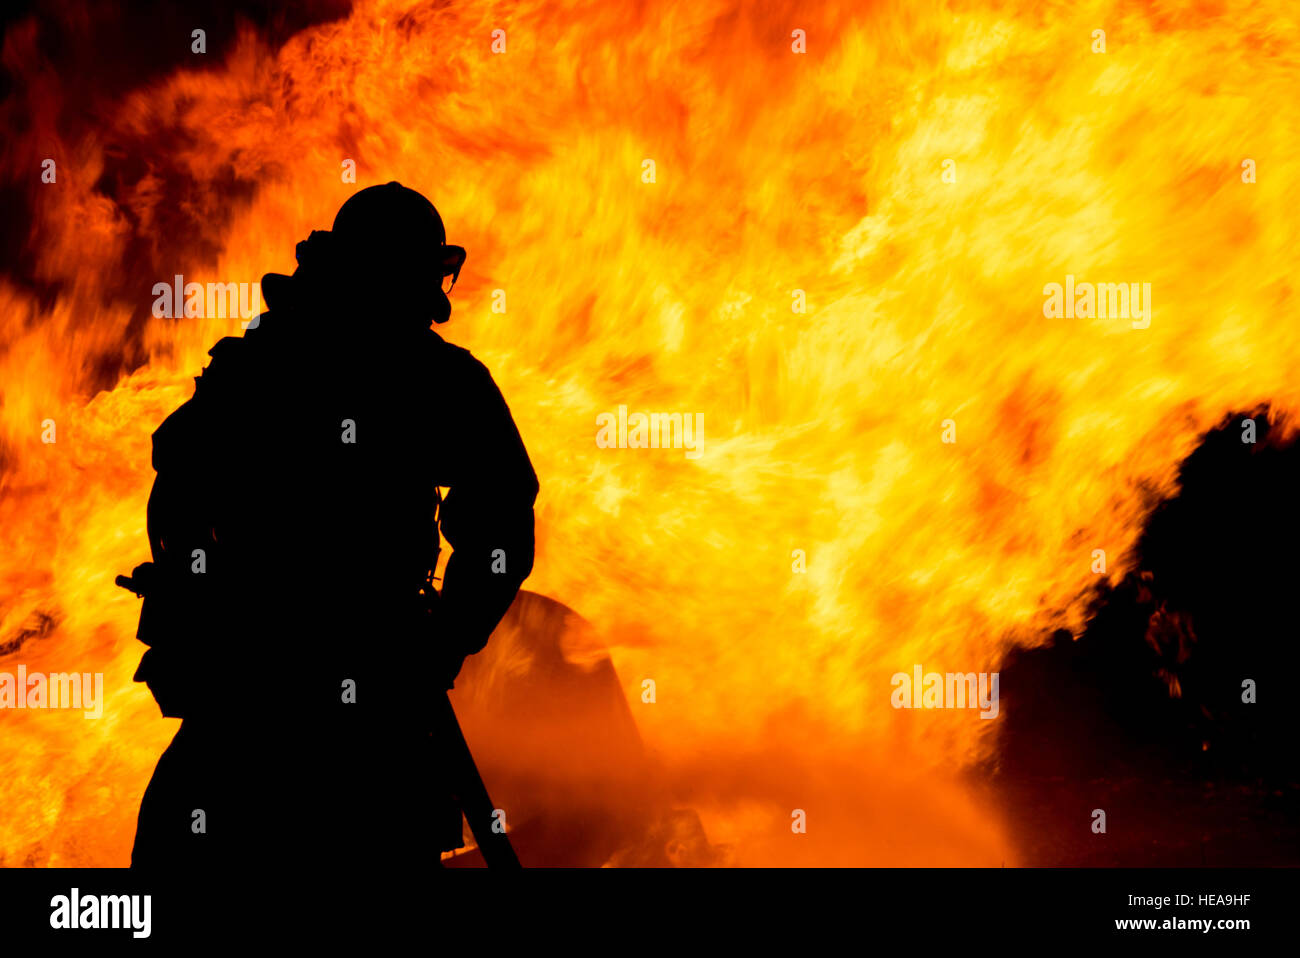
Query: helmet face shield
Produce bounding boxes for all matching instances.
[440,244,467,290]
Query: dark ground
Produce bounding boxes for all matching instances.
[998,776,1299,867]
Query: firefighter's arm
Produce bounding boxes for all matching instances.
[437,356,539,662]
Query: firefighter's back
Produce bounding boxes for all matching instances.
[133,314,457,872]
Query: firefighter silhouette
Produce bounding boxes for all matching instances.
[126,183,538,871]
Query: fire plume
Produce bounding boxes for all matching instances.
[2,0,1298,866]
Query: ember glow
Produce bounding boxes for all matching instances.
[2,0,1298,866]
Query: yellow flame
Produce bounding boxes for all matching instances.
[3,0,1299,865]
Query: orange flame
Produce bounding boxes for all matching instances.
[3,0,1299,866]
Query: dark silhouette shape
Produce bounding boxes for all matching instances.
[994,407,1300,865]
[124,183,538,873]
